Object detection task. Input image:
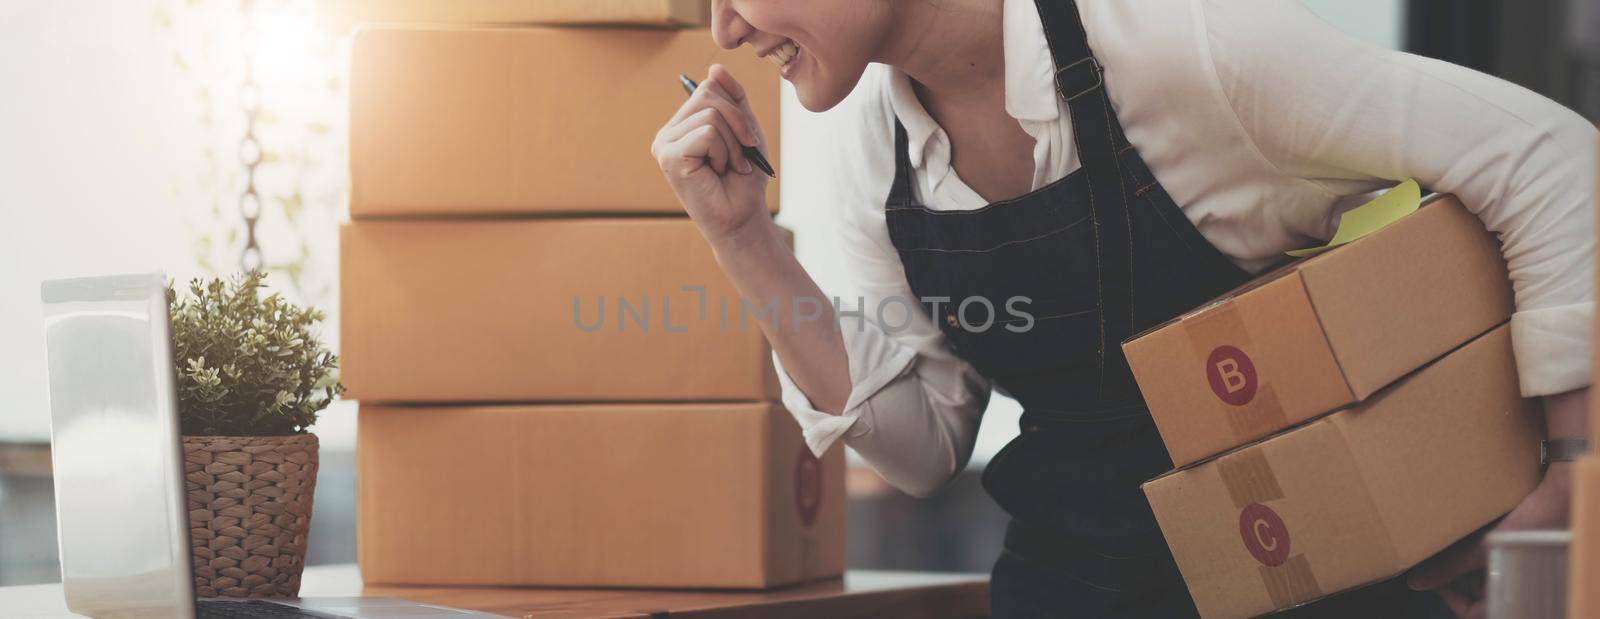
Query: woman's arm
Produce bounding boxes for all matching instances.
[1198,0,1596,614]
[652,66,852,414]
[1201,0,1597,399]
[654,65,989,496]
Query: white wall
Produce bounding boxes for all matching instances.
[0,0,345,442]
[0,1,193,440]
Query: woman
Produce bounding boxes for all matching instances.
[652,0,1597,616]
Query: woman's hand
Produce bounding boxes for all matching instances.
[1405,387,1588,618]
[1405,463,1573,618]
[652,64,772,246]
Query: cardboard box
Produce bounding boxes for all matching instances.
[357,402,846,588]
[341,218,779,403]
[321,0,709,30]
[1124,194,1512,467]
[350,27,780,217]
[1575,137,1600,619]
[1143,325,1543,619]
[1570,458,1600,619]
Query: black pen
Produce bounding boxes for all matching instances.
[678,74,776,178]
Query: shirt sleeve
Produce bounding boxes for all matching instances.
[775,71,992,497]
[1201,0,1599,396]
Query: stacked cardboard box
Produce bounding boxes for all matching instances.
[321,0,712,30]
[1572,141,1600,619]
[337,3,845,589]
[1125,194,1545,618]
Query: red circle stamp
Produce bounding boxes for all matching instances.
[1239,503,1291,566]
[795,447,822,528]
[1206,345,1258,406]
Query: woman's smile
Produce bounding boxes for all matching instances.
[760,39,803,79]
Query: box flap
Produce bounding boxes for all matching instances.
[358,403,844,588]
[1298,194,1513,398]
[1334,324,1541,565]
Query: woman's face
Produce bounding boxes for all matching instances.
[713,0,889,112]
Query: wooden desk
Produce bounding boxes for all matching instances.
[0,565,989,618]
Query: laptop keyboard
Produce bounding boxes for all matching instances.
[196,600,347,619]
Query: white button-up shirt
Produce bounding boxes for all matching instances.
[776,0,1599,497]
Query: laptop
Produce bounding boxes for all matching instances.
[41,273,497,618]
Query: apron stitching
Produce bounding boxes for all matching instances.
[1148,194,1200,255]
[890,215,1090,253]
[1036,0,1109,400]
[886,164,1087,213]
[1064,104,1109,403]
[999,307,1096,323]
[1101,94,1138,337]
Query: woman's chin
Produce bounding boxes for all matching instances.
[792,73,854,113]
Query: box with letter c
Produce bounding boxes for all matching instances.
[1142,325,1542,619]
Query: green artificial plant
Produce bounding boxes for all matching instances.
[169,271,343,436]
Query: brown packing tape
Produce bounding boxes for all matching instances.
[1216,448,1325,609]
[1261,556,1324,609]
[1184,304,1291,441]
[1218,449,1285,507]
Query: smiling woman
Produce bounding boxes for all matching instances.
[660,0,1597,616]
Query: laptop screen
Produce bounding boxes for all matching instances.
[42,273,195,619]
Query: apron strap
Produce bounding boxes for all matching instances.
[1032,0,1136,400]
[888,120,917,208]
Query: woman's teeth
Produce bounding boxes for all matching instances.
[768,41,800,68]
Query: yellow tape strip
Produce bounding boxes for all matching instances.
[1286,179,1422,258]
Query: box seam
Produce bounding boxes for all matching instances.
[1296,271,1360,404]
[760,404,779,587]
[1332,417,1410,577]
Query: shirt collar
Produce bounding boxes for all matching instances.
[886,0,1062,170]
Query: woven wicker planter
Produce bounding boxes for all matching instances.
[182,434,318,598]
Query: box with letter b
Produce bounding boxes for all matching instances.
[1123,194,1514,467]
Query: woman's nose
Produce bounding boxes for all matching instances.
[710,0,755,50]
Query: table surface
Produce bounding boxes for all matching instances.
[2,565,990,619]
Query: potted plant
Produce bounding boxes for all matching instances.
[169,271,342,598]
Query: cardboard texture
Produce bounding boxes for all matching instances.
[350,27,780,217]
[1143,325,1543,619]
[357,402,846,588]
[1575,138,1600,619]
[321,0,709,30]
[1571,458,1600,619]
[340,218,779,403]
[1124,194,1513,467]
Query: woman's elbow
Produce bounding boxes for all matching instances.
[881,446,965,498]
